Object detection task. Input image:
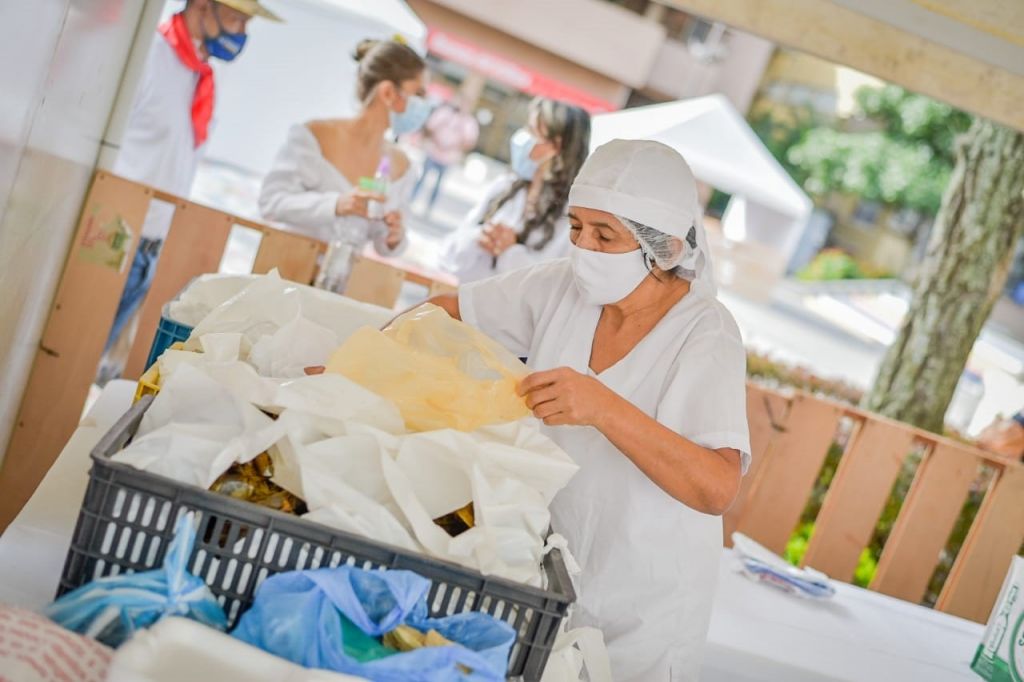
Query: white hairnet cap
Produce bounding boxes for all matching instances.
[568,139,699,240]
[568,139,716,294]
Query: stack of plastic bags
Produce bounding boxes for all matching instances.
[45,514,514,681]
[111,275,579,586]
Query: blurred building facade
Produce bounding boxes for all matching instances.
[406,0,774,160]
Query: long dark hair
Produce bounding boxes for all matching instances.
[481,98,591,250]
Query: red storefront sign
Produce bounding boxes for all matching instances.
[426,29,619,114]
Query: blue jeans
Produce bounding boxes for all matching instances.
[412,157,449,212]
[103,239,161,353]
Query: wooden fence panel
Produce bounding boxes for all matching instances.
[801,419,916,580]
[123,201,233,379]
[936,464,1024,622]
[251,228,321,284]
[870,442,978,603]
[734,393,842,554]
[344,256,405,308]
[724,383,789,543]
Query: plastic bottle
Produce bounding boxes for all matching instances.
[945,368,985,434]
[314,241,355,294]
[363,156,390,221]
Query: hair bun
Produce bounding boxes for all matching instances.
[353,39,379,63]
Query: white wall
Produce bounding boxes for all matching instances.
[0,0,154,459]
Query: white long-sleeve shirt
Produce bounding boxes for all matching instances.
[439,174,570,283]
[259,123,411,256]
[113,35,205,239]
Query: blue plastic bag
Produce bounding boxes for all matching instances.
[232,567,516,681]
[45,511,227,647]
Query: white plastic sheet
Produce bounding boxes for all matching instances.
[183,270,392,357]
[166,274,258,327]
[112,365,281,488]
[269,414,578,586]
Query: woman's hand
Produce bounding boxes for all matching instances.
[336,189,385,218]
[517,367,616,426]
[478,223,517,257]
[383,210,404,249]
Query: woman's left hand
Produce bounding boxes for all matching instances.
[517,367,615,426]
[383,210,404,249]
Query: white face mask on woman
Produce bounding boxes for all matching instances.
[570,243,650,305]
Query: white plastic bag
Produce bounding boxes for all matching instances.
[268,415,578,585]
[112,364,283,488]
[540,625,613,682]
[166,273,258,326]
[106,617,366,682]
[184,270,392,357]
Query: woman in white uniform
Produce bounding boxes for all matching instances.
[259,39,430,256]
[440,98,590,282]
[431,139,751,680]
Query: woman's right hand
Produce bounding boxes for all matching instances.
[336,189,386,218]
[478,223,517,256]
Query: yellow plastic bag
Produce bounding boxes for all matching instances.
[325,304,529,432]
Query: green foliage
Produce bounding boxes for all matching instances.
[749,106,816,187]
[796,248,890,281]
[787,85,972,214]
[797,248,863,280]
[784,522,879,588]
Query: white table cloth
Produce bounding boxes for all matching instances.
[703,546,983,680]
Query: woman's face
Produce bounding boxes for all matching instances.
[381,72,427,112]
[568,207,640,254]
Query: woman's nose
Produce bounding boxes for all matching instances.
[574,229,600,251]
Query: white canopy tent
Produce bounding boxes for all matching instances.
[589,94,813,271]
[195,0,427,176]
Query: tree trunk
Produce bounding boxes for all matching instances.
[862,119,1024,432]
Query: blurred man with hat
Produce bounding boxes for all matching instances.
[99,0,282,382]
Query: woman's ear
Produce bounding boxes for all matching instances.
[376,80,398,108]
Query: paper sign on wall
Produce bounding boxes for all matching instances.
[77,205,134,273]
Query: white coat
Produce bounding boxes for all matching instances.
[259,124,411,256]
[113,35,204,240]
[460,258,751,681]
[440,175,570,283]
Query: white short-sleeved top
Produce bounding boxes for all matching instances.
[113,36,204,240]
[258,124,411,256]
[460,258,750,682]
[439,174,570,283]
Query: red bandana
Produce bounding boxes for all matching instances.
[159,13,214,148]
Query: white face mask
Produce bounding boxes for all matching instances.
[570,243,650,305]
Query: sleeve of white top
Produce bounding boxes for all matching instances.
[458,259,568,358]
[258,125,340,236]
[656,312,752,474]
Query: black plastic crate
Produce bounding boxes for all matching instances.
[58,396,575,680]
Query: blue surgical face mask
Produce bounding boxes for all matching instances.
[204,5,247,62]
[510,128,540,180]
[389,93,432,136]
